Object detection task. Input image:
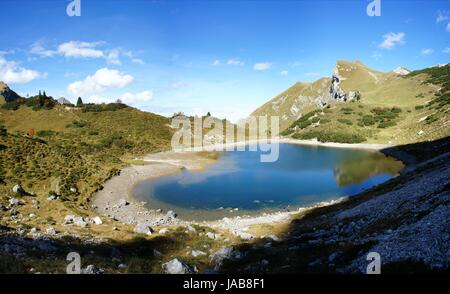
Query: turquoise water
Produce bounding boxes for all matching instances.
[133,144,403,220]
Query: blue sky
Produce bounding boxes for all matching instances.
[0,0,449,121]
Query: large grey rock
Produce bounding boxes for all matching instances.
[162,258,194,274]
[12,184,26,195]
[134,224,153,235]
[92,216,103,225]
[116,198,129,208]
[8,198,20,206]
[191,250,207,257]
[73,217,87,228]
[46,227,57,235]
[64,215,75,224]
[210,247,243,269]
[166,210,177,219]
[232,229,255,240]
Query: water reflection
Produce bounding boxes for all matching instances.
[334,152,404,187]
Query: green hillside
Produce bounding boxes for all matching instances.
[253,61,449,144]
[0,101,173,209]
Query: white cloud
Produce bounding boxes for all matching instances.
[436,10,449,23]
[120,90,153,104]
[30,42,57,57]
[253,62,272,71]
[227,58,244,66]
[212,59,221,66]
[420,48,434,56]
[280,70,288,76]
[371,51,383,60]
[68,68,134,97]
[131,58,145,65]
[378,32,405,49]
[288,61,303,68]
[0,56,44,84]
[58,41,105,58]
[106,49,121,65]
[447,22,450,32]
[87,90,152,105]
[443,47,450,54]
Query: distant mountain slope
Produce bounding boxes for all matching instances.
[252,61,438,131]
[251,61,448,144]
[0,82,21,104]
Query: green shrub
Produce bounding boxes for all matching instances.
[1,101,21,111]
[378,121,396,128]
[0,125,7,136]
[320,118,331,124]
[37,130,55,137]
[292,130,366,143]
[361,115,376,126]
[415,105,425,110]
[82,103,128,113]
[67,121,88,128]
[337,118,353,125]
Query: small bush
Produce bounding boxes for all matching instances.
[337,118,353,125]
[292,130,366,143]
[37,130,55,137]
[378,121,397,128]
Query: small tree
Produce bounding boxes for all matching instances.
[76,97,83,107]
[206,112,211,117]
[0,125,7,137]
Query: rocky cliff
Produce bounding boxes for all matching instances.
[0,82,21,104]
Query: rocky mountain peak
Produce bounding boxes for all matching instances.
[0,81,21,103]
[392,67,410,76]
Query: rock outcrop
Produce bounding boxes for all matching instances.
[0,82,21,103]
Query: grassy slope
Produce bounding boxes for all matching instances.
[271,61,448,144]
[0,104,173,213]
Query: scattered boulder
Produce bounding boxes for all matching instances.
[46,227,57,235]
[92,216,103,225]
[232,229,255,240]
[8,198,20,206]
[191,250,207,257]
[116,199,129,208]
[47,195,57,201]
[162,258,194,274]
[206,232,217,240]
[159,228,169,234]
[134,224,153,235]
[64,215,75,224]
[166,210,177,219]
[186,225,196,233]
[12,184,26,196]
[210,247,243,269]
[73,217,87,228]
[31,200,40,209]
